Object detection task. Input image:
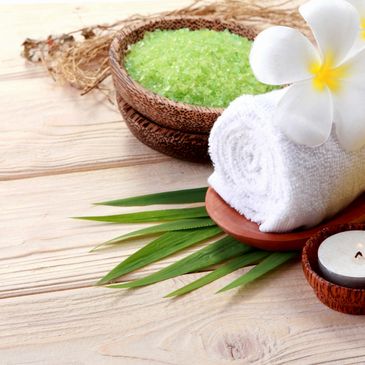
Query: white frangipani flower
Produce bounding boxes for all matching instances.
[250,0,365,151]
[347,0,365,44]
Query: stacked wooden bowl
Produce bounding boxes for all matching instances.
[109,16,257,163]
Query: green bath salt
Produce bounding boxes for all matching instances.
[124,28,277,108]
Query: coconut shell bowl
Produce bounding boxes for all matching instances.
[109,16,257,162]
[302,224,365,315]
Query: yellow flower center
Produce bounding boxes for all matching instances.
[309,54,348,93]
[361,18,365,40]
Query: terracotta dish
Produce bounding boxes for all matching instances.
[205,187,365,251]
[302,224,365,315]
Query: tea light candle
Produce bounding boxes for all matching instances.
[318,231,365,289]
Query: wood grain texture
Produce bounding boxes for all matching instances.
[0,160,212,298]
[0,1,192,79]
[2,1,365,364]
[0,0,192,180]
[1,265,365,364]
[0,77,170,180]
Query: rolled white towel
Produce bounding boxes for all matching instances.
[208,88,365,233]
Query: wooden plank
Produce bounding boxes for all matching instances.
[1,266,365,364]
[2,2,362,364]
[0,160,212,298]
[0,77,172,180]
[0,0,193,180]
[0,1,192,79]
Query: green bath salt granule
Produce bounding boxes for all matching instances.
[124,28,277,108]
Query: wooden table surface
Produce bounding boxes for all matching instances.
[1,1,365,364]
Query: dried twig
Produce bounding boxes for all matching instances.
[21,0,308,101]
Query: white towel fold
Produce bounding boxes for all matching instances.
[208,89,365,233]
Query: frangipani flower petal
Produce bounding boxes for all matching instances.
[249,26,319,85]
[340,46,365,80]
[275,81,333,146]
[333,81,365,150]
[300,0,359,66]
[345,0,365,51]
[347,0,365,16]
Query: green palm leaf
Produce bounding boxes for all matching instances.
[108,236,252,289]
[95,187,208,206]
[97,226,222,285]
[75,206,208,223]
[92,218,216,251]
[166,251,270,297]
[78,186,300,298]
[217,252,297,293]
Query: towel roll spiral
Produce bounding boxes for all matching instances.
[208,89,365,232]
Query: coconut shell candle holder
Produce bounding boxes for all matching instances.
[302,224,365,315]
[109,16,259,162]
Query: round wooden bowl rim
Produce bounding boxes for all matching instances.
[109,15,257,115]
[302,224,365,294]
[117,92,211,137]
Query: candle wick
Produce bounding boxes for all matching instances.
[355,251,363,259]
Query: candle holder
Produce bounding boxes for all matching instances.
[302,224,365,315]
